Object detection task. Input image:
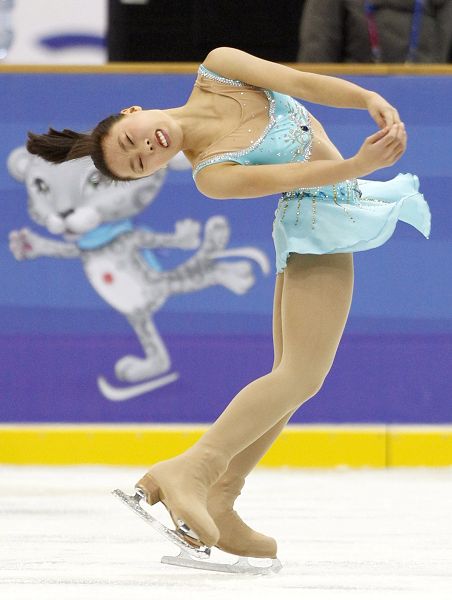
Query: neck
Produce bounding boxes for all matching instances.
[165,97,219,157]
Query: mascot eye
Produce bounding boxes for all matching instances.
[88,172,101,188]
[33,178,49,193]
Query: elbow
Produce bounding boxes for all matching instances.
[204,46,237,65]
[206,46,233,58]
[205,191,230,200]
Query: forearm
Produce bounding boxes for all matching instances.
[200,158,365,200]
[296,72,376,109]
[242,159,363,198]
[205,47,377,110]
[286,158,363,189]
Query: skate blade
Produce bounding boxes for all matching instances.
[162,549,283,575]
[112,488,210,560]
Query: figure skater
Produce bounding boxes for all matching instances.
[27,47,431,572]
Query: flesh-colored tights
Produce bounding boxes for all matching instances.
[137,253,355,547]
[200,252,354,465]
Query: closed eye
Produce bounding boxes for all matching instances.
[126,134,134,146]
[139,156,144,171]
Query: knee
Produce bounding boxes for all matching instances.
[275,365,327,409]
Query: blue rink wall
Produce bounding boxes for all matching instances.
[0,68,451,466]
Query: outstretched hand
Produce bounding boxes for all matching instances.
[366,93,402,129]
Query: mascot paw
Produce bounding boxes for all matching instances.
[203,216,230,251]
[9,228,41,260]
[174,219,201,249]
[115,355,170,383]
[215,261,255,295]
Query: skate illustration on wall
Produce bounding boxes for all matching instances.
[7,147,270,401]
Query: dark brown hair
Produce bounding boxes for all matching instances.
[26,113,131,181]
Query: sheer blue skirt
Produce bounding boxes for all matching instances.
[272,173,431,273]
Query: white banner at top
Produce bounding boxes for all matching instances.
[2,0,107,64]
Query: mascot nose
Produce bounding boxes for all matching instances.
[59,209,75,219]
[145,139,154,151]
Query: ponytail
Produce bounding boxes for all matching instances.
[26,113,129,181]
[27,128,93,163]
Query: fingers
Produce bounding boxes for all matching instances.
[367,122,405,146]
[367,127,390,143]
[378,123,407,148]
[383,124,407,163]
[383,110,394,128]
[368,123,406,167]
[382,108,401,128]
[393,147,405,162]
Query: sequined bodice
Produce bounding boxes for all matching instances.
[192,65,313,179]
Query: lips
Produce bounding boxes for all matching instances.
[155,129,170,148]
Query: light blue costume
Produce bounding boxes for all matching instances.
[192,65,431,273]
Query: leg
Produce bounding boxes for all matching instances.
[137,253,354,547]
[207,273,293,557]
[216,271,288,477]
[199,252,354,455]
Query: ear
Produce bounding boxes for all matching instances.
[120,105,143,115]
[7,146,32,182]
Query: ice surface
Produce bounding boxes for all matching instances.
[1,466,451,599]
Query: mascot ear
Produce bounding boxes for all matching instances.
[168,151,191,171]
[7,146,32,182]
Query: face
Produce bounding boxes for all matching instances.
[102,106,183,179]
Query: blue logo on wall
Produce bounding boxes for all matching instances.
[39,34,106,50]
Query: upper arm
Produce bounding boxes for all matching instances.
[203,47,307,99]
[194,162,296,200]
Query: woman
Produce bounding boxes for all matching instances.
[28,47,431,565]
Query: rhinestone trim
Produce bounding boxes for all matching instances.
[281,178,359,197]
[284,99,313,163]
[192,90,277,179]
[276,179,362,227]
[198,64,247,88]
[311,190,318,229]
[193,65,313,180]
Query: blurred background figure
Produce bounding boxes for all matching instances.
[0,0,14,60]
[107,0,305,62]
[0,0,106,64]
[298,0,452,63]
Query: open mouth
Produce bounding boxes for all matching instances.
[155,129,170,148]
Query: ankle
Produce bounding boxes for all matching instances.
[211,471,245,492]
[183,442,230,483]
[200,441,232,463]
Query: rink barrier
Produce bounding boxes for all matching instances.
[1,63,452,75]
[0,425,451,467]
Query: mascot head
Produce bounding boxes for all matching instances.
[7,147,190,238]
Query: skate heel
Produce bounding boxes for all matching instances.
[136,474,161,505]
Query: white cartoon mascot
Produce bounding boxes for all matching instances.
[8,147,270,400]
